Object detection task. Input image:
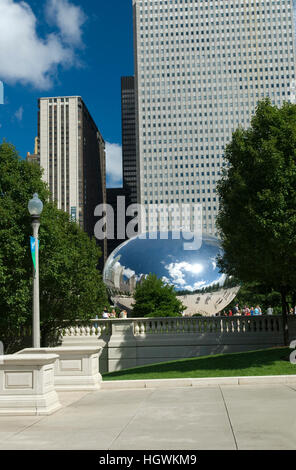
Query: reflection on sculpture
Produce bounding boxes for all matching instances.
[103,232,240,316]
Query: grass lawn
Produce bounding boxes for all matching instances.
[102,347,296,381]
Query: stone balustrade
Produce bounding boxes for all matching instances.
[61,316,296,373]
[62,315,285,338]
[133,316,284,335]
[62,321,111,339]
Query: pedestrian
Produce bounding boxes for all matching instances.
[110,309,116,318]
[254,305,261,316]
[250,306,254,316]
[94,314,99,329]
[242,305,250,316]
[102,307,109,319]
[120,309,127,318]
[267,306,273,316]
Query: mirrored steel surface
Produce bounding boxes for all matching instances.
[103,232,240,316]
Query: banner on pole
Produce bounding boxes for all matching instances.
[30,236,39,270]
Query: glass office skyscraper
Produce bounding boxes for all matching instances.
[133,0,296,235]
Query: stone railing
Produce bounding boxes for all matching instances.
[133,316,284,335]
[62,315,286,338]
[61,316,296,373]
[62,321,111,339]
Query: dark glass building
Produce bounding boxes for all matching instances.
[121,77,137,205]
[106,187,132,258]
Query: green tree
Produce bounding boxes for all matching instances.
[132,274,185,318]
[0,142,108,352]
[216,99,296,344]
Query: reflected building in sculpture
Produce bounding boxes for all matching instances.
[103,232,240,316]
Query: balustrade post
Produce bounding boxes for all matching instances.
[140,322,146,336]
[134,322,140,336]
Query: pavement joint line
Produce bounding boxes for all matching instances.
[0,391,93,445]
[219,386,239,451]
[61,391,95,410]
[107,388,157,451]
[0,416,45,445]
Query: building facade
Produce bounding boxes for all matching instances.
[38,96,107,263]
[133,0,296,235]
[121,76,138,205]
[26,137,40,164]
[104,78,137,260]
[106,187,133,257]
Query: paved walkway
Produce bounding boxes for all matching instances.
[0,384,296,450]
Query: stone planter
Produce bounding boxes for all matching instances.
[17,347,102,391]
[0,354,61,416]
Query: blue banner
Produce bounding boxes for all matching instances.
[30,236,39,270]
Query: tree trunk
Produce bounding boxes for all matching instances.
[281,288,289,346]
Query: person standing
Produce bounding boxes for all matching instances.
[267,306,273,316]
[102,307,109,319]
[232,304,239,316]
[110,309,116,318]
[254,305,262,315]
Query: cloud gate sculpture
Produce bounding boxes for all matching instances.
[103,232,240,316]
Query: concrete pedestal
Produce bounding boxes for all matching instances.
[17,347,102,391]
[0,354,61,416]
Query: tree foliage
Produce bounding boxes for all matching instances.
[0,142,108,351]
[228,281,282,315]
[216,99,296,342]
[132,274,185,318]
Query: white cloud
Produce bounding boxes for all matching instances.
[165,261,205,287]
[0,0,86,89]
[14,106,23,121]
[105,142,123,188]
[46,0,86,46]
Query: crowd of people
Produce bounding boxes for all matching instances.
[218,304,296,316]
[101,307,128,319]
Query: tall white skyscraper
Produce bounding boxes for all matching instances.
[133,0,296,235]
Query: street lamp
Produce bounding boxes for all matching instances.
[28,193,43,348]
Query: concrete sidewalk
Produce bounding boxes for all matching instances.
[0,384,296,450]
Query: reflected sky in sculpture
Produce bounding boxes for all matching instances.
[104,232,227,294]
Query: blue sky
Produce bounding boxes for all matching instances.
[0,0,134,187]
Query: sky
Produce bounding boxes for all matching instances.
[0,0,134,187]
